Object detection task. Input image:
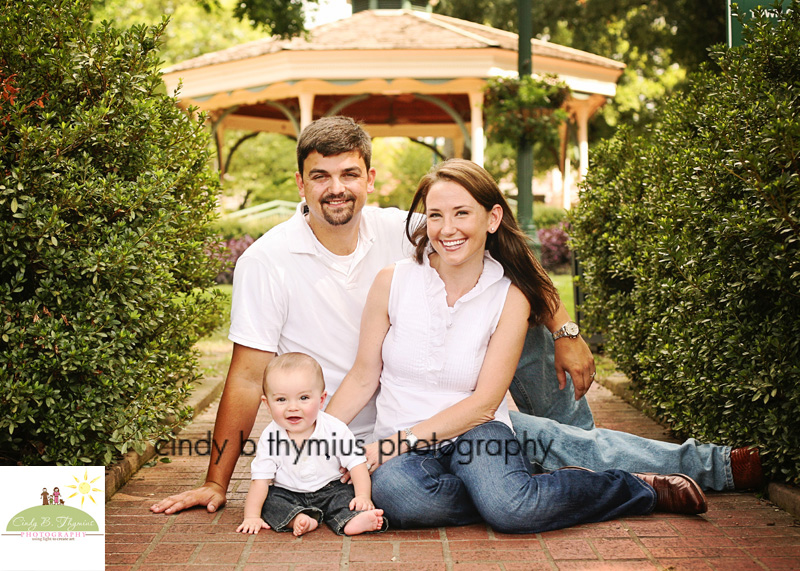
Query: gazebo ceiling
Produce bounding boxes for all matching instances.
[232,93,470,129]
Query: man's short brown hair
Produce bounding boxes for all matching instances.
[296,116,372,175]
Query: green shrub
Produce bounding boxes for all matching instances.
[533,204,568,230]
[570,1,800,483]
[0,0,224,466]
[211,213,289,241]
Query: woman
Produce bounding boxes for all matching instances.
[326,159,706,533]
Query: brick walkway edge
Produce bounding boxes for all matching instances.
[107,383,800,570]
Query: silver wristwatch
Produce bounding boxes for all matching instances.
[552,321,580,341]
[404,427,419,450]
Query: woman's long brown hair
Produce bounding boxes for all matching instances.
[405,159,559,325]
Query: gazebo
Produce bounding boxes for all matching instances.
[161,1,624,204]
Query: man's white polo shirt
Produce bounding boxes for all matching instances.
[229,203,413,439]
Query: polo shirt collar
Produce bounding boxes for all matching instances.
[286,201,375,256]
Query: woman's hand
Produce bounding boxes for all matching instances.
[364,439,400,474]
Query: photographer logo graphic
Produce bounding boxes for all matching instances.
[1,466,104,571]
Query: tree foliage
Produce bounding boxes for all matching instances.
[221,130,298,210]
[372,138,437,210]
[1,0,224,465]
[570,1,800,483]
[91,0,264,67]
[436,0,725,135]
[193,0,319,38]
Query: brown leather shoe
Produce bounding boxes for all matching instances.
[634,473,708,514]
[731,447,765,490]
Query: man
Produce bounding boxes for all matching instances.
[151,117,759,516]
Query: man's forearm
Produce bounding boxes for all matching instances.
[205,375,263,491]
[543,300,572,333]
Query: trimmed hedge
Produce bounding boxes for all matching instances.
[0,1,224,465]
[570,2,800,483]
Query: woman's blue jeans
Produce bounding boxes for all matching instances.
[371,422,656,534]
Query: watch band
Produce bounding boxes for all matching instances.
[404,427,419,450]
[552,321,580,341]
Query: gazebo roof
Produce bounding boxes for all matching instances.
[161,8,624,163]
[166,10,622,74]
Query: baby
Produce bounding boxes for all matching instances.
[236,352,386,536]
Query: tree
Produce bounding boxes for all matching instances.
[436,0,726,136]
[372,138,437,210]
[1,0,224,465]
[221,131,298,209]
[91,0,264,67]
[169,0,321,39]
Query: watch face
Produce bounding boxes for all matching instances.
[565,322,580,337]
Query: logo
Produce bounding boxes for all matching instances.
[0,466,105,571]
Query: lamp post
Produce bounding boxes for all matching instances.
[517,0,540,251]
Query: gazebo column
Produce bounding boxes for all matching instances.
[468,91,485,167]
[209,105,240,179]
[574,102,591,181]
[215,125,226,176]
[299,93,315,131]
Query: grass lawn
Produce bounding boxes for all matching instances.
[549,272,575,318]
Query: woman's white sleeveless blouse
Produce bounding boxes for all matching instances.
[373,251,514,441]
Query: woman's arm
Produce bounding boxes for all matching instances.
[370,285,531,465]
[325,265,394,424]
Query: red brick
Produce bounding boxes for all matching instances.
[348,540,395,561]
[544,538,597,560]
[193,542,244,564]
[556,562,655,570]
[142,543,197,564]
[592,538,648,559]
[397,541,444,561]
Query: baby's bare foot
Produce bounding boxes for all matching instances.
[344,509,384,536]
[291,513,319,537]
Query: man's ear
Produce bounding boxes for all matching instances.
[295,171,306,199]
[366,167,377,195]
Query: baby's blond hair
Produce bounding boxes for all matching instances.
[262,352,325,396]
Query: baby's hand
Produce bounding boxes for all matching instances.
[349,495,374,511]
[236,517,270,535]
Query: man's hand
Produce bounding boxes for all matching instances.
[349,495,375,511]
[150,481,227,515]
[553,336,596,400]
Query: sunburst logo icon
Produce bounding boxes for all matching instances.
[66,468,102,508]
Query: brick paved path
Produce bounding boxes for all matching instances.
[107,383,800,570]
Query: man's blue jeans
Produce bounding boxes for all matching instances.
[371,422,656,534]
[511,327,735,491]
[510,411,734,490]
[512,325,595,430]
